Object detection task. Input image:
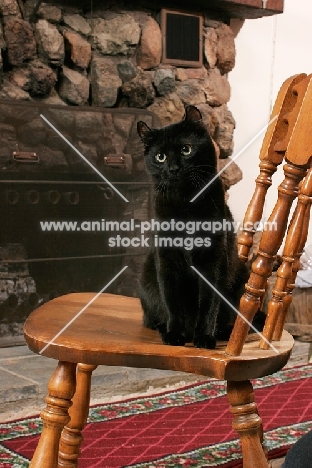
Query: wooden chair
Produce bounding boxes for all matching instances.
[24,73,312,468]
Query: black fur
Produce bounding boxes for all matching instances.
[137,106,249,349]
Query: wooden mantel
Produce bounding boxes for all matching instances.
[165,0,284,19]
[209,0,284,18]
[41,0,284,19]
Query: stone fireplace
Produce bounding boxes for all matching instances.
[0,0,284,344]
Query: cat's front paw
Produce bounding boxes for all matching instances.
[194,334,216,349]
[162,331,186,346]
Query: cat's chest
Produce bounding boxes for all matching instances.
[155,196,207,221]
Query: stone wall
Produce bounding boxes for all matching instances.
[0,0,240,176]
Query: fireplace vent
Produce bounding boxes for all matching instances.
[161,9,203,67]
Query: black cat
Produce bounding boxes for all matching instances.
[137,105,249,349]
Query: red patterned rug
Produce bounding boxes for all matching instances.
[1,364,312,467]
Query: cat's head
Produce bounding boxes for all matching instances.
[137,106,217,191]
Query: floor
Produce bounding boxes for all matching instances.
[271,458,284,468]
[0,338,310,467]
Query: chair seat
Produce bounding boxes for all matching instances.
[24,292,294,381]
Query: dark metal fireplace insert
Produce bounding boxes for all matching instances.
[0,100,159,345]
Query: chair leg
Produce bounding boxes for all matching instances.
[227,380,270,468]
[30,361,77,468]
[58,363,97,468]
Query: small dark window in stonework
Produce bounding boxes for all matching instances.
[161,9,203,67]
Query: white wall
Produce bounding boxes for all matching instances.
[228,0,312,250]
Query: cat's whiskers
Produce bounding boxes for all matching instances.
[188,170,208,189]
[192,168,215,178]
[182,164,213,176]
[155,180,170,203]
[189,173,198,188]
[192,163,214,169]
[155,180,166,194]
[190,173,202,188]
[209,195,219,211]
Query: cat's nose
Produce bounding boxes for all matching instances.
[168,164,180,174]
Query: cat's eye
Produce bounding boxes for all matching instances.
[155,153,167,163]
[181,144,192,156]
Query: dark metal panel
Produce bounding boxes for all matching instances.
[161,9,203,67]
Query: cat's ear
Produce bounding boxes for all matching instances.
[137,121,151,141]
[184,105,202,123]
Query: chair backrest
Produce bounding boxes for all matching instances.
[226,73,312,356]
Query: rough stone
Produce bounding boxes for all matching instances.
[113,114,134,140]
[90,57,122,107]
[0,53,3,84]
[121,70,155,108]
[153,68,175,96]
[204,68,231,106]
[204,17,222,29]
[63,30,91,69]
[148,93,185,126]
[47,107,75,130]
[176,79,206,106]
[117,61,138,83]
[74,141,98,167]
[204,27,218,68]
[9,60,56,97]
[217,158,242,190]
[136,16,161,70]
[58,66,90,105]
[16,117,47,145]
[41,89,67,106]
[216,23,236,74]
[37,4,62,23]
[0,24,6,49]
[35,19,65,67]
[0,100,38,125]
[176,67,207,81]
[175,68,188,82]
[0,80,31,100]
[63,13,91,36]
[4,19,36,66]
[0,123,17,161]
[75,112,103,142]
[22,0,36,20]
[212,105,235,158]
[195,103,216,136]
[90,15,140,55]
[0,0,21,19]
